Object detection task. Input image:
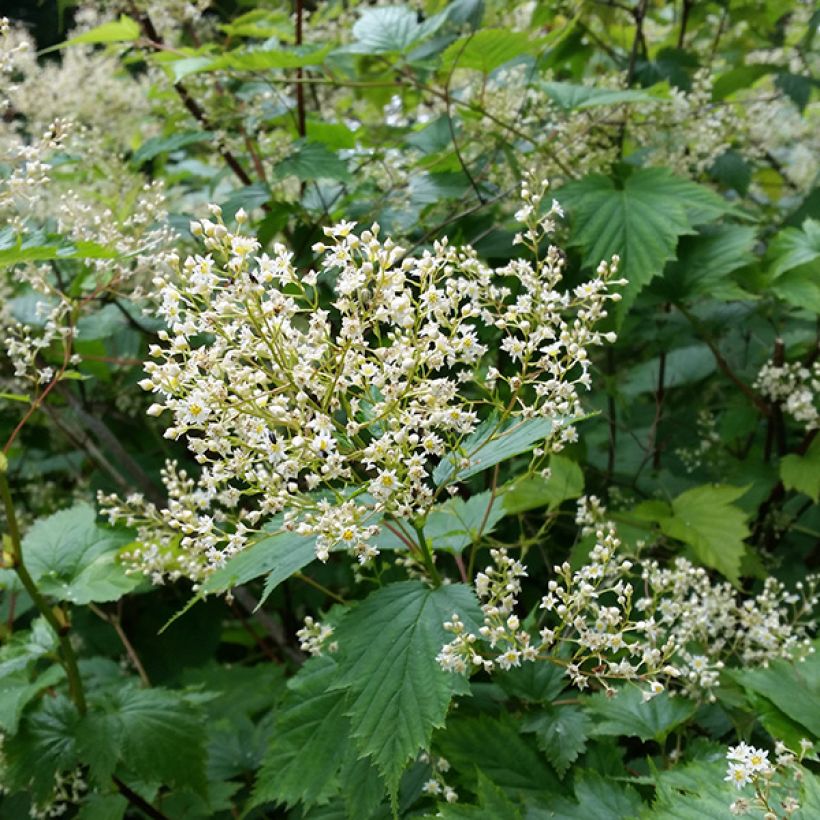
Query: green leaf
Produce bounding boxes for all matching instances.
[274,142,351,182]
[560,168,732,316]
[206,43,333,72]
[331,581,482,796]
[22,504,139,604]
[0,665,65,734]
[437,772,523,819]
[781,437,820,502]
[64,15,140,46]
[202,525,316,598]
[0,239,119,267]
[433,414,558,486]
[494,662,567,704]
[545,770,643,819]
[770,265,820,313]
[76,793,128,820]
[659,484,751,583]
[424,490,506,553]
[349,6,440,55]
[620,345,716,397]
[588,686,696,742]
[522,705,590,778]
[730,658,820,738]
[663,224,757,301]
[79,686,207,790]
[768,219,820,278]
[441,30,534,74]
[436,713,560,796]
[541,81,653,110]
[501,454,584,514]
[132,130,213,165]
[253,657,351,809]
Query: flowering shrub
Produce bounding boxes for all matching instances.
[0,2,818,819]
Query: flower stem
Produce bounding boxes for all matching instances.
[0,468,87,714]
[414,523,442,587]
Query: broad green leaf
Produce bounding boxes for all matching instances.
[588,686,696,742]
[274,142,351,182]
[78,686,207,790]
[560,168,732,316]
[424,490,505,553]
[22,504,138,604]
[75,793,128,820]
[436,713,560,796]
[0,665,65,734]
[433,414,558,486]
[207,43,333,72]
[202,525,316,598]
[252,657,351,809]
[662,224,757,301]
[541,81,653,110]
[768,219,820,278]
[348,6,441,55]
[331,581,482,796]
[660,484,751,583]
[0,240,119,267]
[436,772,523,818]
[441,30,534,74]
[64,15,140,46]
[781,437,820,502]
[522,705,591,777]
[545,771,643,820]
[501,454,584,514]
[646,759,747,819]
[132,130,213,165]
[730,658,820,738]
[770,264,820,313]
[620,345,716,397]
[494,662,567,704]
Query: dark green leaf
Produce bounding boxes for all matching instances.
[588,686,696,742]
[522,705,591,777]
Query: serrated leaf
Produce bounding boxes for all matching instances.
[75,793,128,820]
[659,484,750,583]
[502,454,584,514]
[274,142,350,182]
[331,581,482,796]
[546,770,643,819]
[436,713,560,796]
[253,656,351,808]
[22,504,138,604]
[494,662,567,704]
[436,772,523,819]
[209,43,332,72]
[522,705,590,777]
[424,490,505,553]
[0,665,65,734]
[433,414,558,486]
[781,437,820,502]
[588,686,696,742]
[349,6,439,55]
[78,686,207,791]
[541,81,653,110]
[620,344,716,397]
[441,30,534,74]
[768,219,820,279]
[560,168,732,316]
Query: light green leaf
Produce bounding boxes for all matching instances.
[252,657,351,809]
[433,414,559,486]
[331,581,482,796]
[560,168,732,316]
[770,265,820,313]
[424,490,505,553]
[660,484,750,583]
[522,705,590,777]
[64,15,140,46]
[768,219,820,278]
[541,81,654,110]
[0,665,65,734]
[207,43,333,72]
[22,504,139,604]
[0,239,119,267]
[349,6,440,55]
[501,454,584,514]
[781,437,820,502]
[441,30,535,74]
[588,686,696,742]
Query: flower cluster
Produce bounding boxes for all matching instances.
[439,497,817,698]
[102,179,624,584]
[296,616,337,657]
[725,739,813,817]
[754,359,820,431]
[419,752,458,804]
